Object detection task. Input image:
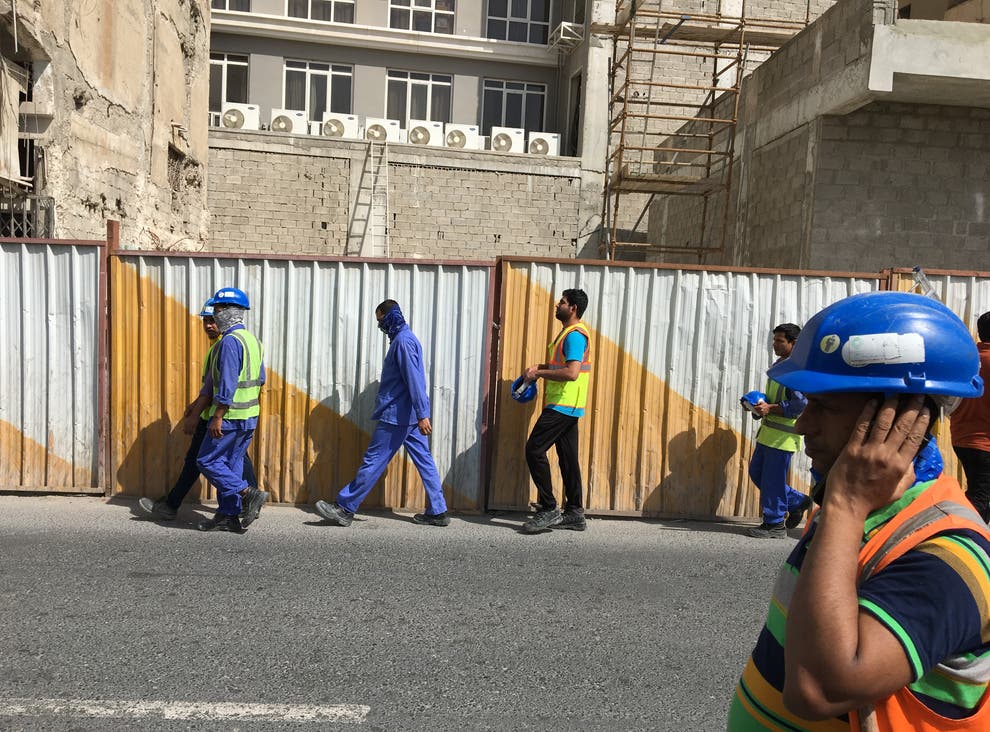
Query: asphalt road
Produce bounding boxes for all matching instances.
[0,496,795,731]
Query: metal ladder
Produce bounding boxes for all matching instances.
[368,141,390,257]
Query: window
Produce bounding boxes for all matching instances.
[389,0,455,34]
[211,0,251,10]
[209,53,249,118]
[284,61,353,122]
[386,70,452,125]
[287,0,355,22]
[486,0,549,44]
[481,79,545,136]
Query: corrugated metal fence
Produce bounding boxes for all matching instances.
[5,235,990,521]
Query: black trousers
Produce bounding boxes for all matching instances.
[525,408,583,511]
[953,446,990,522]
[165,418,257,509]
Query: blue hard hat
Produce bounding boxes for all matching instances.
[207,287,250,310]
[199,300,214,317]
[740,391,767,411]
[510,376,537,403]
[768,292,982,398]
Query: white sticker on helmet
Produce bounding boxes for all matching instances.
[841,333,925,367]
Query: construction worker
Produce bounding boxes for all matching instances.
[520,288,591,534]
[314,300,449,528]
[746,323,812,538]
[139,300,268,526]
[950,310,990,522]
[195,287,266,533]
[729,292,990,731]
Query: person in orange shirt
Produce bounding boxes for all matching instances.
[950,310,990,522]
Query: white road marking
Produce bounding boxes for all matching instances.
[0,698,369,723]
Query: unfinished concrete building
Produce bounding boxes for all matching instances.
[0,1,210,248]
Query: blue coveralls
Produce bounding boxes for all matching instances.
[335,324,447,515]
[748,381,808,525]
[196,324,265,517]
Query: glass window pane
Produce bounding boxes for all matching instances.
[387,79,407,121]
[227,65,249,103]
[209,65,222,111]
[414,0,431,6]
[410,84,428,120]
[285,70,306,110]
[287,0,308,18]
[212,0,225,9]
[482,89,502,136]
[531,0,548,20]
[312,0,333,20]
[410,72,430,81]
[505,92,523,127]
[431,84,451,123]
[529,24,547,44]
[392,0,410,5]
[390,8,410,28]
[387,69,406,79]
[309,74,327,121]
[486,18,506,38]
[489,0,508,15]
[525,93,544,132]
[510,0,527,18]
[232,0,250,9]
[286,59,306,69]
[412,10,432,31]
[330,75,352,113]
[506,81,524,90]
[434,13,453,33]
[311,62,330,71]
[508,21,527,41]
[334,3,354,22]
[436,0,455,10]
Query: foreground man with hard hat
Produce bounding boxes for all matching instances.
[195,287,266,533]
[729,292,990,731]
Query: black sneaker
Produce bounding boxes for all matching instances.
[240,488,270,528]
[412,512,450,527]
[556,509,587,531]
[197,513,245,533]
[785,496,813,529]
[522,507,562,534]
[746,522,786,539]
[315,500,353,527]
[138,496,177,521]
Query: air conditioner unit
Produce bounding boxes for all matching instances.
[444,123,481,150]
[489,126,525,153]
[269,109,307,134]
[407,119,444,147]
[527,132,560,156]
[362,117,403,143]
[321,112,361,139]
[221,102,260,131]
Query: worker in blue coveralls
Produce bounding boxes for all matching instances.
[138,299,268,526]
[746,323,812,538]
[195,286,266,533]
[315,299,449,528]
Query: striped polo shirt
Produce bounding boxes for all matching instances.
[728,478,990,731]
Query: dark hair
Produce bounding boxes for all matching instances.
[376,299,398,316]
[978,311,990,342]
[562,288,589,318]
[773,323,801,343]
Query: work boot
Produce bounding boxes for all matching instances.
[522,507,562,534]
[556,508,587,531]
[315,500,353,527]
[138,496,177,521]
[240,488,269,528]
[412,512,450,527]
[746,522,786,539]
[197,513,245,533]
[785,495,813,530]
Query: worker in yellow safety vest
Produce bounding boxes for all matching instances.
[519,288,592,534]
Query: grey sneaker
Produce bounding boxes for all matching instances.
[556,509,587,531]
[138,496,177,521]
[197,513,245,533]
[746,522,786,539]
[240,488,269,528]
[315,500,353,527]
[785,496,813,529]
[412,512,450,527]
[522,507,562,534]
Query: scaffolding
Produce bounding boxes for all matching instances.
[600,0,809,260]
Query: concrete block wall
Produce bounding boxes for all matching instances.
[810,102,990,271]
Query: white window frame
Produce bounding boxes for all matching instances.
[285,0,355,22]
[485,0,550,45]
[209,53,250,124]
[481,78,546,135]
[283,60,354,122]
[388,0,456,34]
[386,70,452,126]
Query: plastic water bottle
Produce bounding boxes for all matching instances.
[912,266,939,300]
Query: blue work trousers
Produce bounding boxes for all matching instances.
[197,428,255,516]
[748,442,807,525]
[336,422,447,515]
[166,418,256,509]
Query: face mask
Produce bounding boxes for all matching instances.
[213,306,244,333]
[377,304,406,340]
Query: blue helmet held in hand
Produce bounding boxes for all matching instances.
[510,376,537,403]
[740,391,767,411]
[207,287,250,310]
[768,292,982,398]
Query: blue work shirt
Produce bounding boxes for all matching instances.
[372,324,431,426]
[199,324,265,431]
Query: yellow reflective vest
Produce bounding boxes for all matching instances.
[544,322,592,413]
[755,378,802,453]
[206,329,263,420]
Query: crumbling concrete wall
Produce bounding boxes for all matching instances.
[3,0,210,248]
[207,131,584,259]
